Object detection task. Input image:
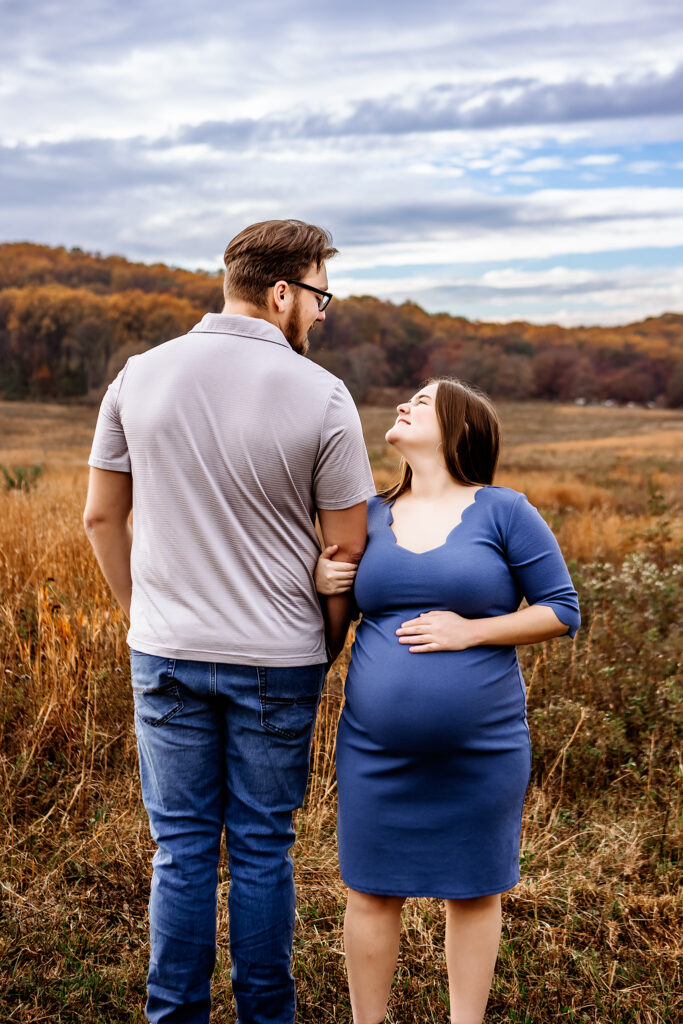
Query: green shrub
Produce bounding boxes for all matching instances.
[0,463,43,491]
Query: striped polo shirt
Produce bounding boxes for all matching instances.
[89,313,376,666]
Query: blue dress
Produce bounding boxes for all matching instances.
[336,486,580,898]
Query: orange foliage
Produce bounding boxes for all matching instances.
[0,243,681,405]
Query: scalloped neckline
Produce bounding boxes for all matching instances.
[387,486,486,554]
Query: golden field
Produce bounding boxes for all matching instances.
[1,399,681,1023]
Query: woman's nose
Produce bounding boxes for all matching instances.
[396,401,409,414]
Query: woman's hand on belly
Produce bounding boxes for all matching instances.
[396,603,572,652]
[396,610,476,652]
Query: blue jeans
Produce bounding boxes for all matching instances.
[130,650,327,1024]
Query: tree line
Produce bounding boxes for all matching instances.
[1,243,681,406]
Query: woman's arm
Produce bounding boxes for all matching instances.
[396,604,569,653]
[397,492,580,654]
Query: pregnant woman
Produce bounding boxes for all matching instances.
[316,378,580,1024]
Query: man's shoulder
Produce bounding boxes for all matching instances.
[298,357,345,391]
[116,318,352,412]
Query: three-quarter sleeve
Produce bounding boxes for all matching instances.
[504,493,581,638]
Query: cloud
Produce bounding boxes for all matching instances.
[576,154,621,166]
[4,123,683,268]
[1,0,682,326]
[626,160,663,173]
[516,156,569,172]
[151,64,683,149]
[334,263,683,326]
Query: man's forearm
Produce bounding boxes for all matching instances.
[84,520,133,618]
[323,592,355,663]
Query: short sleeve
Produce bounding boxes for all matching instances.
[505,493,581,638]
[313,382,376,510]
[88,364,132,473]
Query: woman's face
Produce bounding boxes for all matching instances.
[385,382,442,452]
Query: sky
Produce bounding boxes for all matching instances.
[2,0,683,326]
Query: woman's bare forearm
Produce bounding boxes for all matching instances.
[467,604,570,647]
[397,604,572,653]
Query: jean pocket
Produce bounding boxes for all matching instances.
[130,650,184,727]
[257,664,326,739]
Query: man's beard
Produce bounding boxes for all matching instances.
[283,294,312,355]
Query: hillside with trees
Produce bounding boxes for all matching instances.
[1,242,681,405]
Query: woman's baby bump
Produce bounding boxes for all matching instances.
[344,614,527,754]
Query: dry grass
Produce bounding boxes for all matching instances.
[1,401,681,1023]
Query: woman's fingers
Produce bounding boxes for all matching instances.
[398,633,431,644]
[320,547,357,573]
[396,621,432,635]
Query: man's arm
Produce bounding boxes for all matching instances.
[317,502,368,664]
[83,467,134,618]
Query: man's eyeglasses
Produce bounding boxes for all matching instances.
[271,280,334,312]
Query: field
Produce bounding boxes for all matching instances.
[1,399,681,1023]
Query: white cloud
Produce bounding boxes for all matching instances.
[332,263,683,327]
[626,160,663,173]
[577,153,621,165]
[504,174,542,186]
[516,156,569,171]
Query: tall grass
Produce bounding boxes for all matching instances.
[1,404,681,1023]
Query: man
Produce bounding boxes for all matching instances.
[83,219,375,1024]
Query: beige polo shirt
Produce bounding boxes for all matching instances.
[89,313,376,666]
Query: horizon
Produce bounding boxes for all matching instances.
[5,239,683,333]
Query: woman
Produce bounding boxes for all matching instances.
[315,378,580,1024]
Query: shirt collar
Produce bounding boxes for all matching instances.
[191,313,292,350]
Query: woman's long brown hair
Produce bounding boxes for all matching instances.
[381,378,501,504]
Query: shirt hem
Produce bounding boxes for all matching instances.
[127,635,328,667]
[535,601,580,638]
[88,457,132,473]
[317,486,377,511]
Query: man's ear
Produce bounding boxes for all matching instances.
[272,280,288,313]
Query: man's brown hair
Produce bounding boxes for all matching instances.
[223,219,338,307]
[382,377,501,503]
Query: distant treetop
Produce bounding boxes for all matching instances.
[0,243,680,406]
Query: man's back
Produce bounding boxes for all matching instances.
[89,313,375,665]
[84,219,372,1024]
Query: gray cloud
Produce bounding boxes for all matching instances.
[372,263,683,325]
[1,0,682,327]
[5,135,679,271]
[420,277,623,304]
[161,64,683,149]
[4,1,680,67]
[4,130,673,251]
[0,137,190,205]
